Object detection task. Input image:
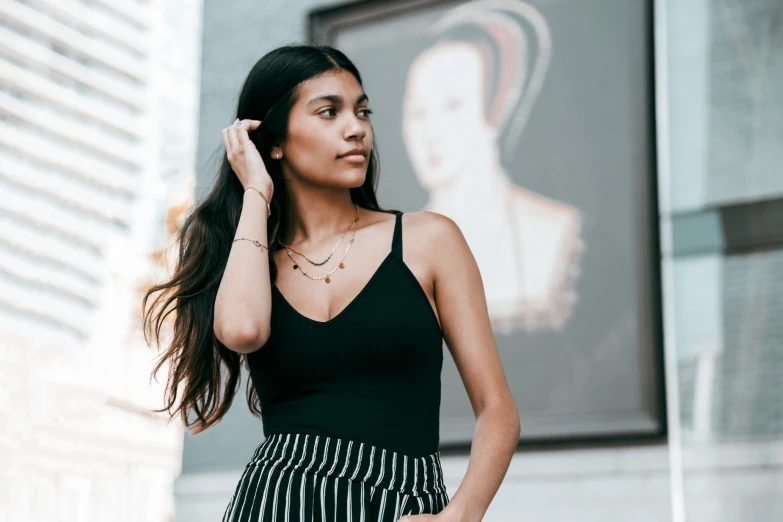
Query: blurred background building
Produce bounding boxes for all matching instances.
[661,0,783,519]
[0,0,202,520]
[1,0,781,521]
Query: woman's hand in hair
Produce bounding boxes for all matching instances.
[222,118,274,197]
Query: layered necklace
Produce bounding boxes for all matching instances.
[277,204,359,284]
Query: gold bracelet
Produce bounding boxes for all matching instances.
[232,237,269,251]
[244,186,272,217]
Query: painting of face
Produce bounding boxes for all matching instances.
[401,10,582,334]
[402,42,493,190]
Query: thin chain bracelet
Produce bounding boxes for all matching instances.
[233,237,269,251]
[244,186,272,217]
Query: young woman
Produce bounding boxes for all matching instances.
[142,44,520,522]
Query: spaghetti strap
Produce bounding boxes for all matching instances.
[392,211,403,259]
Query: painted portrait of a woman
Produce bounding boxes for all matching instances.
[401,1,584,333]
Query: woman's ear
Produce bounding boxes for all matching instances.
[270,140,285,159]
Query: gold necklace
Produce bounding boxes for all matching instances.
[280,205,359,284]
[278,204,358,266]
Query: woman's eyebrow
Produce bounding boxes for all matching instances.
[307,93,369,106]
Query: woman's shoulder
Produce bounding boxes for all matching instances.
[401,210,465,256]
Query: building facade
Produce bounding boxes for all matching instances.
[0,0,202,520]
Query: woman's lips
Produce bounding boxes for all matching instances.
[341,154,366,163]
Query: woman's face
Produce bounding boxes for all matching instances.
[402,42,492,190]
[278,69,374,189]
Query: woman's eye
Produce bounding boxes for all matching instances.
[318,108,374,117]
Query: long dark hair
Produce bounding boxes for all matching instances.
[141,44,398,434]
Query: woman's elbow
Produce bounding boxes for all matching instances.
[215,324,269,354]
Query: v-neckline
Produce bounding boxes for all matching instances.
[272,251,395,327]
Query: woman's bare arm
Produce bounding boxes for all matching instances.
[214,118,275,353]
[404,211,520,522]
[214,188,273,353]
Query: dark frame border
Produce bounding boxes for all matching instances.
[308,0,668,452]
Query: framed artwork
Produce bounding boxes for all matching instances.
[309,0,665,446]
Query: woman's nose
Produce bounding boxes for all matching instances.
[345,115,367,139]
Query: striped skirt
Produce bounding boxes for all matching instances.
[222,432,450,522]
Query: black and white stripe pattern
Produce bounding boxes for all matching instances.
[222,432,450,521]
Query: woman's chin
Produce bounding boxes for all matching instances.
[341,170,368,188]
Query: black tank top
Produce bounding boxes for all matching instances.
[247,211,444,457]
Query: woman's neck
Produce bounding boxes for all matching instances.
[281,188,358,247]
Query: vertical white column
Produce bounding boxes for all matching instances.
[654,0,685,520]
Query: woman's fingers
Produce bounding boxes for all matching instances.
[234,118,261,131]
[226,124,239,153]
[223,119,262,163]
[236,123,252,148]
[233,119,262,148]
[221,128,232,161]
